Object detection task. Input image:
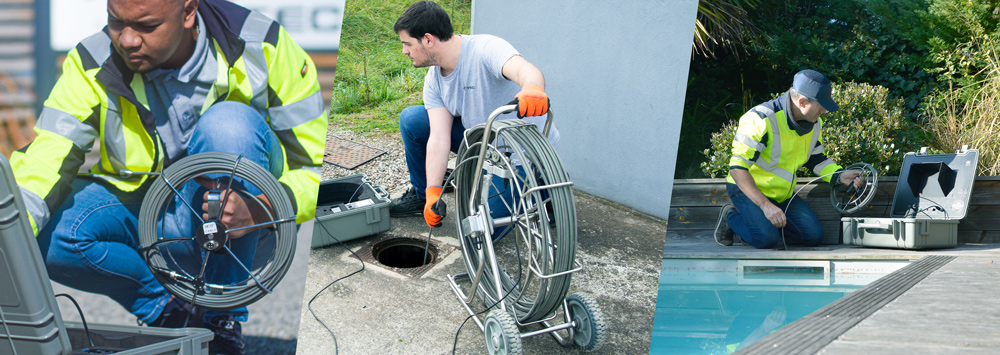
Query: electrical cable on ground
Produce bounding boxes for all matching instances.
[308,221,366,355]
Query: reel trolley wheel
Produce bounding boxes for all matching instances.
[445,105,606,354]
[137,153,298,310]
[830,162,879,214]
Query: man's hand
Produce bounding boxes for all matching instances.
[514,82,548,118]
[839,170,863,189]
[423,185,444,228]
[196,179,273,239]
[761,201,786,228]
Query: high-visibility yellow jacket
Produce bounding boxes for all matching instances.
[11,0,327,234]
[726,92,841,203]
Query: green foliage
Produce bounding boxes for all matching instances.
[677,0,939,178]
[700,82,920,178]
[922,38,1000,175]
[920,0,1000,85]
[750,0,936,115]
[331,0,471,134]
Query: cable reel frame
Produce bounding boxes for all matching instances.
[446,105,606,354]
[137,152,298,310]
[830,162,879,214]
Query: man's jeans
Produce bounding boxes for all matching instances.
[400,105,534,238]
[36,102,282,324]
[725,183,823,249]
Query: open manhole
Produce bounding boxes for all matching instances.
[354,233,456,278]
[373,237,438,268]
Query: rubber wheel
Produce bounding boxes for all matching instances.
[137,153,297,310]
[454,119,576,323]
[567,293,607,352]
[484,309,522,355]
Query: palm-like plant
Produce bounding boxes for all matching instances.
[694,0,762,58]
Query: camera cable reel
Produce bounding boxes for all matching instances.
[830,162,879,214]
[447,105,607,354]
[135,152,298,310]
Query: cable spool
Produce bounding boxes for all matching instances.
[830,162,879,214]
[137,152,297,310]
[454,118,576,323]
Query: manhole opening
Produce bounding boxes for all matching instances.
[372,238,438,269]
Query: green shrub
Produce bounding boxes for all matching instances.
[922,36,1000,175]
[700,82,920,178]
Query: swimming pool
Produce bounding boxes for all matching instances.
[650,258,911,354]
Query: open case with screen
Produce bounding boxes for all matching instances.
[841,147,978,249]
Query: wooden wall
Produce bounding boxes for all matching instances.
[668,177,1000,245]
[0,0,38,158]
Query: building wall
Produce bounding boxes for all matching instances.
[471,0,698,219]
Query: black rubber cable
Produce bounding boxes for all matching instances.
[308,222,365,355]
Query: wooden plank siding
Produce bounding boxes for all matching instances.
[668,177,1000,245]
[0,0,37,158]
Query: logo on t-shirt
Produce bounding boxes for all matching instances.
[463,85,476,91]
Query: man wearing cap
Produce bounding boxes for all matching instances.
[714,69,860,249]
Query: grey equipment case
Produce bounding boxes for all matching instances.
[0,154,213,355]
[841,146,979,249]
[311,174,392,248]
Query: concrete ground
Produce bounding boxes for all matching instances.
[296,190,668,354]
[51,224,314,354]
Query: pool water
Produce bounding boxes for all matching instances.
[649,259,910,354]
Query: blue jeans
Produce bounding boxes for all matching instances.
[400,105,467,199]
[725,183,823,249]
[400,105,532,238]
[36,102,282,324]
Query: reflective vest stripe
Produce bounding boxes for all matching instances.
[734,133,765,154]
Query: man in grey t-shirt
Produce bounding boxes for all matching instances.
[389,1,554,229]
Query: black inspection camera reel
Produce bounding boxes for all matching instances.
[136,153,298,310]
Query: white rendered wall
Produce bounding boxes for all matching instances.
[472,1,697,219]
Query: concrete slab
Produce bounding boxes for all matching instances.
[296,190,667,354]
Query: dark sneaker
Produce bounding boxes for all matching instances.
[206,315,244,355]
[149,296,199,328]
[714,204,735,246]
[389,188,425,216]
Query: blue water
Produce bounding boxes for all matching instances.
[649,259,910,354]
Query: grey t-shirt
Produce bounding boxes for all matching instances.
[423,34,559,144]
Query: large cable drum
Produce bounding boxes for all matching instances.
[454,118,576,323]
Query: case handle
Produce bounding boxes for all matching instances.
[855,220,902,241]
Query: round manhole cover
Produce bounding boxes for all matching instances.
[372,237,438,268]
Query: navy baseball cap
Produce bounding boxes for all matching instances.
[792,69,839,112]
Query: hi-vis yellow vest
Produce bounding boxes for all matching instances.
[726,93,841,202]
[11,0,326,234]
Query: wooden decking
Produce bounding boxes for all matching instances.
[668,177,1000,245]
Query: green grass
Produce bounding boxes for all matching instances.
[331,0,471,135]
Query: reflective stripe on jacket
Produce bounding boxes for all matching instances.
[725,92,841,203]
[11,0,326,234]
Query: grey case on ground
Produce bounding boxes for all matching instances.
[312,174,391,248]
[842,148,979,249]
[0,155,213,355]
[0,155,71,354]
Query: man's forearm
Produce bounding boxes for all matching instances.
[730,169,771,208]
[425,136,450,188]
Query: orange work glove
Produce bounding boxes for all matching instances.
[514,82,549,118]
[423,185,446,228]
